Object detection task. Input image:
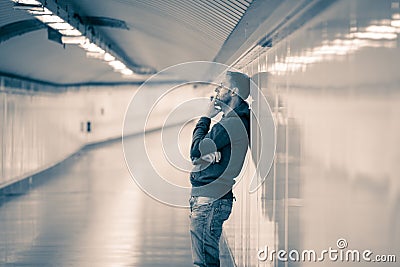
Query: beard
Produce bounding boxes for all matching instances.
[216,93,231,106]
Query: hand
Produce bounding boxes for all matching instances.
[205,98,221,118]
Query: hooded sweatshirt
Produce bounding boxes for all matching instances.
[190,101,250,199]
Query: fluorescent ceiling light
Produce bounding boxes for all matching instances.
[391,20,400,28]
[27,7,52,15]
[88,46,105,53]
[47,22,74,30]
[59,29,82,36]
[109,60,126,70]
[10,0,139,78]
[12,0,43,11]
[86,52,106,59]
[12,0,41,4]
[103,53,115,62]
[120,69,133,76]
[61,36,87,44]
[79,42,105,53]
[34,14,64,23]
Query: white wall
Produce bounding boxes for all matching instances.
[0,83,138,188]
[0,80,199,189]
[225,0,400,266]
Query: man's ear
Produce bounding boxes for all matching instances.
[231,87,239,96]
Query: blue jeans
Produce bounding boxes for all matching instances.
[189,196,233,267]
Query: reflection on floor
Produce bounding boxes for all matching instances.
[0,131,195,266]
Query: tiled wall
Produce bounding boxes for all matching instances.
[225,0,400,266]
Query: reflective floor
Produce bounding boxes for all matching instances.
[0,129,196,267]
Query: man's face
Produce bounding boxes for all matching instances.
[215,75,233,105]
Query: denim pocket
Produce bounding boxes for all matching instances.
[190,197,213,219]
[210,199,232,236]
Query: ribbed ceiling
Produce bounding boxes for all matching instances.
[0,1,31,25]
[0,0,253,84]
[109,0,253,43]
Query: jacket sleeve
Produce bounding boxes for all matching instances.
[190,117,230,160]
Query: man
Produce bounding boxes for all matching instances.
[189,71,251,266]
